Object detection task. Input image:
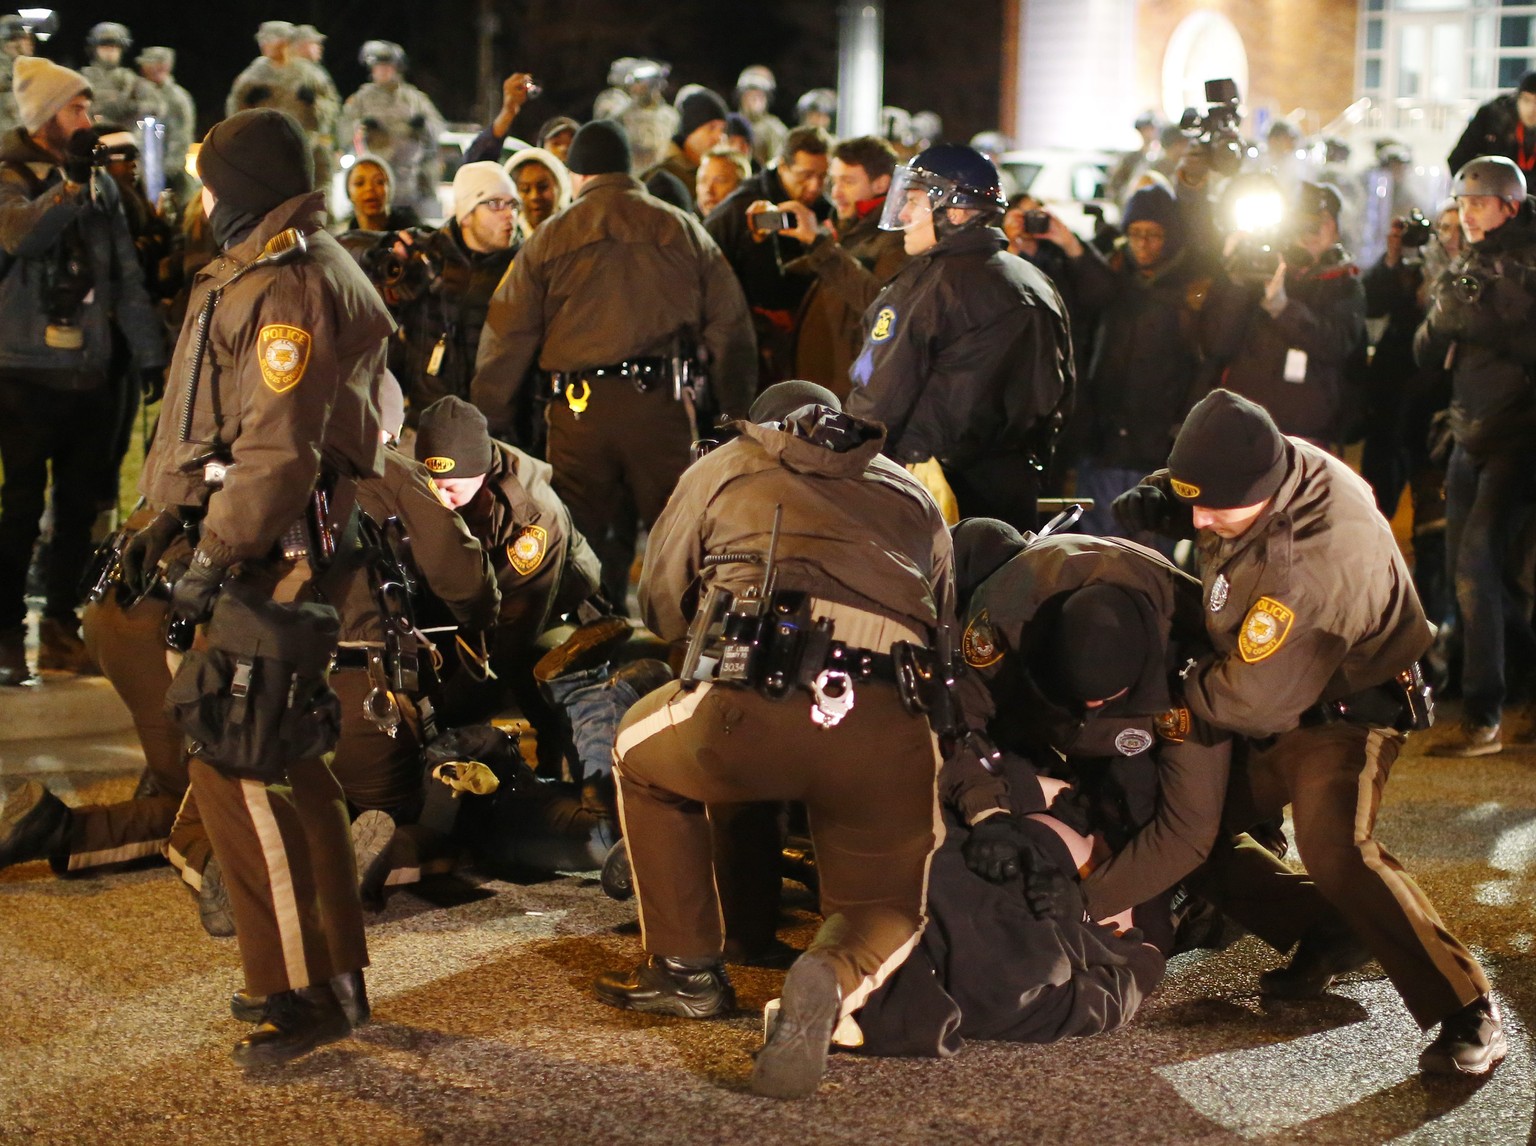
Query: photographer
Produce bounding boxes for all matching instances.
[1198,181,1366,448]
[1414,157,1536,758]
[0,58,165,685]
[376,161,520,422]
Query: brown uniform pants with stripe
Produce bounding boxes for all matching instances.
[1193,722,1488,1029]
[614,678,943,1016]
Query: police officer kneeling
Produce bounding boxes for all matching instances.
[594,381,955,1099]
[1115,389,1503,1076]
[138,109,392,1068]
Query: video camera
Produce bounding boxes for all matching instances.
[1179,78,1247,178]
[1399,208,1433,249]
[1223,172,1286,285]
[338,230,444,309]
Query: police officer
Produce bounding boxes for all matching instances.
[386,162,519,417]
[1414,156,1536,757]
[138,108,392,1067]
[593,381,955,1100]
[1115,388,1504,1076]
[80,23,164,132]
[339,41,446,223]
[471,119,755,610]
[136,48,196,203]
[847,143,1073,531]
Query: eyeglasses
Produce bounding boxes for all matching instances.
[477,198,516,214]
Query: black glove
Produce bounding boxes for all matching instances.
[1112,483,1173,535]
[165,549,225,651]
[1047,787,1096,837]
[963,815,1027,883]
[141,366,165,404]
[63,128,97,185]
[119,511,182,600]
[1023,855,1087,923]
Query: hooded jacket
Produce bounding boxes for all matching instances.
[0,127,165,381]
[845,226,1073,469]
[503,146,572,241]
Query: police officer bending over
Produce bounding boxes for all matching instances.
[847,144,1073,531]
[137,109,392,1067]
[1115,388,1503,1076]
[595,381,955,1100]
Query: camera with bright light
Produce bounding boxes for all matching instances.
[1225,175,1286,284]
[1179,77,1246,178]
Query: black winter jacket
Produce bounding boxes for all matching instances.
[1447,93,1530,175]
[703,164,832,313]
[846,226,1073,468]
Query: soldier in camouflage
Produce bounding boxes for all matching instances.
[288,26,341,197]
[136,47,195,203]
[593,58,677,175]
[81,23,164,133]
[339,41,445,222]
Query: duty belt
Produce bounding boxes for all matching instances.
[1298,663,1434,733]
[548,358,671,398]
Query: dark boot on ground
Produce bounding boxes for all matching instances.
[0,780,70,868]
[233,969,371,1028]
[198,857,236,937]
[599,838,632,900]
[351,810,396,912]
[1259,924,1374,999]
[0,625,32,686]
[1419,996,1507,1075]
[36,615,100,675]
[231,984,352,1068]
[751,950,843,1099]
[592,955,735,1018]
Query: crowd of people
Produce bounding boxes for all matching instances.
[0,13,1526,1100]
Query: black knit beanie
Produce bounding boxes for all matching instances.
[198,109,313,216]
[1049,584,1150,704]
[1167,389,1287,509]
[416,396,494,478]
[676,89,729,143]
[566,119,632,176]
[949,517,1028,608]
[749,380,840,424]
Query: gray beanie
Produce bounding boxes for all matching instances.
[14,56,90,135]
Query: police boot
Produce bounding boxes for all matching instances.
[1419,996,1507,1076]
[0,624,32,686]
[198,857,236,937]
[36,615,100,675]
[351,810,396,913]
[533,616,632,684]
[233,970,371,1028]
[593,955,735,1018]
[752,950,843,1099]
[599,838,632,900]
[0,781,70,869]
[1259,924,1374,999]
[231,984,352,1068]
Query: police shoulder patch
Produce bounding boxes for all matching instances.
[962,610,1004,669]
[423,456,455,475]
[1115,728,1154,756]
[1155,706,1190,744]
[257,324,311,394]
[507,525,548,576]
[1238,596,1295,663]
[870,306,897,343]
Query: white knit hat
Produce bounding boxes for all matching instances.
[452,161,515,225]
[14,56,90,135]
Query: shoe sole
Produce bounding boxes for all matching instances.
[351,811,395,912]
[751,954,841,1099]
[1419,1029,1509,1076]
[231,1015,351,1068]
[592,981,735,1018]
[599,840,633,901]
[533,617,632,683]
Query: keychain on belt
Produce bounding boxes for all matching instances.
[565,380,591,418]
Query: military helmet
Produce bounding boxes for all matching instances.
[796,88,837,122]
[0,15,29,42]
[736,65,775,94]
[1452,155,1526,203]
[255,21,294,48]
[911,110,943,146]
[87,21,131,49]
[882,106,914,147]
[609,57,668,89]
[360,39,406,69]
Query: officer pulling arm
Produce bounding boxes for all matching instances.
[470,245,546,441]
[694,226,758,420]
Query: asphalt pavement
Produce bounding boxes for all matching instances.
[2,670,1535,1145]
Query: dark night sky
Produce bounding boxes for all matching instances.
[42,1,1004,143]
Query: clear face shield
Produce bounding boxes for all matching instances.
[879,166,948,232]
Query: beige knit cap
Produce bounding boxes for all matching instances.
[14,56,90,135]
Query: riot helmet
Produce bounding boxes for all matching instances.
[879,143,1006,235]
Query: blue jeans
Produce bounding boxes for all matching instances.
[1075,460,1178,560]
[1444,445,1536,727]
[543,660,665,783]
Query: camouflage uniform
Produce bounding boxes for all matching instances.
[82,61,165,130]
[145,74,195,185]
[593,89,678,175]
[339,79,445,221]
[0,54,17,137]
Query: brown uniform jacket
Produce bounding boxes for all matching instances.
[471,172,757,433]
[1169,438,1432,739]
[946,535,1230,918]
[458,441,602,638]
[640,409,953,647]
[142,192,392,566]
[786,208,907,399]
[336,448,501,644]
